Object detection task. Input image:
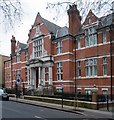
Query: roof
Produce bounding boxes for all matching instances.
[100,13,113,27]
[55,26,70,38]
[19,43,27,51]
[41,17,61,36]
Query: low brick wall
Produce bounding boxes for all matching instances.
[24,95,98,109]
[9,94,113,110]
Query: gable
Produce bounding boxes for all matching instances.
[83,10,98,26]
[27,12,61,43]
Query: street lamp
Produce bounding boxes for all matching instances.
[109,25,113,101]
[21,78,25,96]
[10,55,13,88]
[74,37,77,110]
[61,84,64,109]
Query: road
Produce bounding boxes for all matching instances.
[2,101,86,119]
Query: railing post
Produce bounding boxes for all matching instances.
[107,95,109,111]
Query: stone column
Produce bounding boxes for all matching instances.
[38,67,41,85]
[49,66,52,85]
[27,68,30,85]
[42,67,45,86]
[30,68,34,86]
[30,68,32,85]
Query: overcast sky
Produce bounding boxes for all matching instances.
[0,0,68,56]
[0,0,113,56]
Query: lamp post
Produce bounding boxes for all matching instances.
[74,37,77,110]
[22,79,25,96]
[61,84,64,109]
[10,55,13,88]
[109,25,113,101]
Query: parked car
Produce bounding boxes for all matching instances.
[0,88,9,101]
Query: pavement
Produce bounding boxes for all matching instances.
[9,97,113,119]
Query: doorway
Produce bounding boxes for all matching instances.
[36,67,39,88]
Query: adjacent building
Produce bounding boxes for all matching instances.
[0,54,10,87]
[4,4,114,99]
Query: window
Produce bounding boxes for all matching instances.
[25,51,28,61]
[85,26,97,47]
[36,25,40,33]
[85,60,89,76]
[36,24,41,35]
[56,88,62,93]
[85,90,92,95]
[17,53,20,62]
[33,38,42,58]
[103,57,107,76]
[77,61,81,77]
[57,62,63,81]
[16,69,21,78]
[93,59,97,76]
[57,41,62,54]
[77,38,81,49]
[102,30,107,43]
[85,58,97,77]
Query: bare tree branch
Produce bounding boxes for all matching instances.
[46,0,113,23]
[0,0,23,29]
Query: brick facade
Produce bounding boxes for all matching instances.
[4,5,114,99]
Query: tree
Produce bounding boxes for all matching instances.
[0,0,23,29]
[46,0,113,23]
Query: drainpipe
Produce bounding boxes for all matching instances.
[110,25,113,101]
[11,55,13,88]
[74,36,77,110]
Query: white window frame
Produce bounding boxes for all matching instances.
[16,69,21,78]
[85,58,97,77]
[102,30,107,43]
[33,38,43,58]
[35,24,41,36]
[77,61,81,77]
[57,41,62,54]
[57,62,63,81]
[77,38,81,49]
[25,51,28,61]
[85,26,97,47]
[103,57,107,76]
[17,52,20,62]
[85,90,92,95]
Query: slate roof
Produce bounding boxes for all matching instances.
[41,17,61,36]
[55,26,70,38]
[79,13,113,34]
[33,12,113,39]
[19,43,27,51]
[100,13,113,27]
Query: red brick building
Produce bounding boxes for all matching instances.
[4,5,114,99]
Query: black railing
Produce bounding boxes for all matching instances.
[41,92,92,101]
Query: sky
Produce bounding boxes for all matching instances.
[0,0,113,56]
[0,0,68,56]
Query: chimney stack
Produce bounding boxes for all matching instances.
[67,4,81,36]
[11,35,16,55]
